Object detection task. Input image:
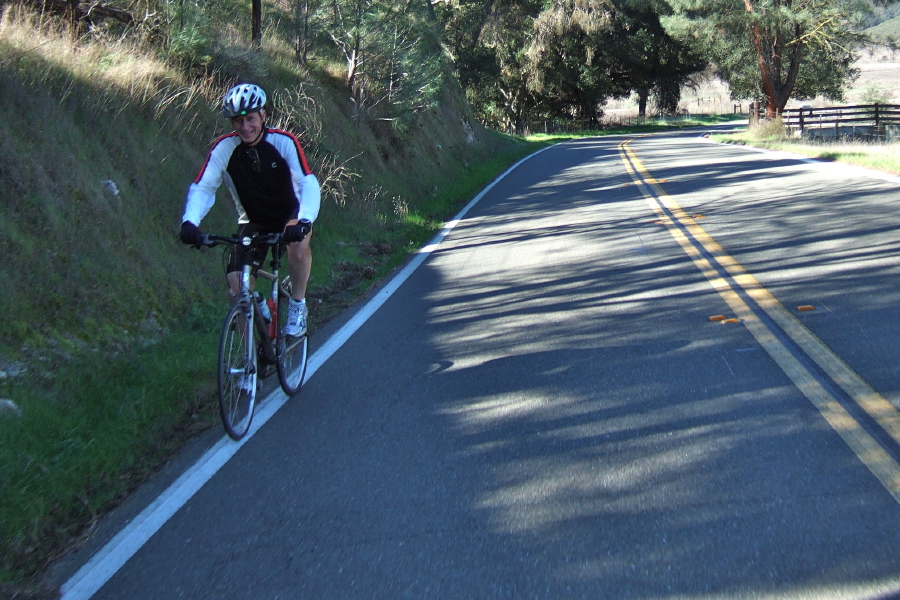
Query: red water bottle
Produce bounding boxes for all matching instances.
[267,298,277,339]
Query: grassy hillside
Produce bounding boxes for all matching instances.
[867,15,900,42]
[0,5,540,592]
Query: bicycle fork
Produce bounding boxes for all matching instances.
[232,264,258,380]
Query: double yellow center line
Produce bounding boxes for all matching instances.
[618,138,900,503]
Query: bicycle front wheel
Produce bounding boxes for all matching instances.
[218,301,258,440]
[276,277,309,396]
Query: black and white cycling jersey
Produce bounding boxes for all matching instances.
[183,127,320,230]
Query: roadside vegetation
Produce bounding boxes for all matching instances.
[712,119,900,175]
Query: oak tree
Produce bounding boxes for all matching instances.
[662,0,867,116]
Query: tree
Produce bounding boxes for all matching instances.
[436,0,544,132]
[327,0,443,121]
[608,0,706,116]
[294,0,322,63]
[525,0,704,122]
[526,0,629,126]
[662,0,868,116]
[439,0,704,129]
[252,0,262,49]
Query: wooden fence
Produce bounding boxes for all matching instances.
[753,103,900,141]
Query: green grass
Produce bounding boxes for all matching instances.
[867,15,900,42]
[0,303,222,581]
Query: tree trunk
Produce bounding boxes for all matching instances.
[746,9,777,115]
[778,28,804,113]
[23,0,134,31]
[295,0,315,64]
[637,88,649,117]
[252,0,262,51]
[78,1,134,25]
[745,0,804,117]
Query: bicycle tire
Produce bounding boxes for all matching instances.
[275,277,309,396]
[217,301,258,440]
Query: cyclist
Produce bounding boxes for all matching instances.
[179,83,321,337]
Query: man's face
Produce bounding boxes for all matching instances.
[231,110,265,145]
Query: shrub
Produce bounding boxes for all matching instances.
[751,117,790,141]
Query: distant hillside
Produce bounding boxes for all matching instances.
[868,15,900,42]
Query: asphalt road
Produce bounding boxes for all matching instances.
[59,128,900,599]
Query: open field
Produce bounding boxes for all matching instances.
[847,50,900,104]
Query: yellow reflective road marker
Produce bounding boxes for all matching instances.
[618,138,900,504]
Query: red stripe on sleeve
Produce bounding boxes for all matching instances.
[192,132,239,184]
[270,128,312,175]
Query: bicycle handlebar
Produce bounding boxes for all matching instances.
[191,219,312,248]
[195,232,286,249]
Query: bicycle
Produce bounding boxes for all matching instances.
[196,231,309,440]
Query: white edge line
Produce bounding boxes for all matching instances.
[59,144,554,600]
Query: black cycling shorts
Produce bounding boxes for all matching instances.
[224,223,287,275]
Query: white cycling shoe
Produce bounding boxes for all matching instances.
[283,298,308,337]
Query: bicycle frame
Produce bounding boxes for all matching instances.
[250,266,282,367]
[235,247,285,370]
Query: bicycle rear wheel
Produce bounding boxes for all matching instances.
[276,277,309,396]
[218,301,258,440]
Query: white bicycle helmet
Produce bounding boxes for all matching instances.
[221,84,267,118]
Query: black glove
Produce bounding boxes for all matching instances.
[179,221,204,245]
[283,219,312,243]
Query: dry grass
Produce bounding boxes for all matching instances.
[0,6,218,129]
[713,125,900,176]
[808,141,900,174]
